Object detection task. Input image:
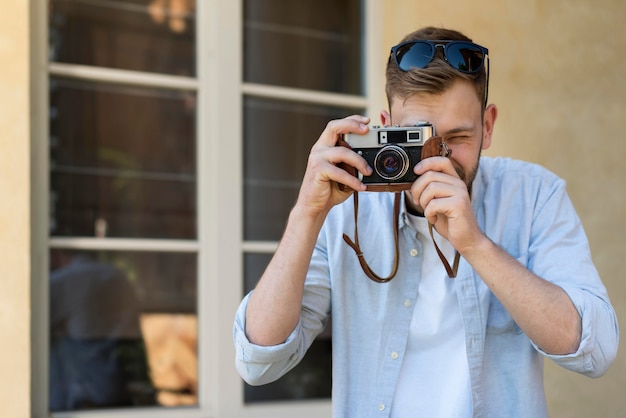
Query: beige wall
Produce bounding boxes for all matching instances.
[384,0,626,416]
[0,0,31,417]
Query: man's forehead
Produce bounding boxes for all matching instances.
[389,87,481,127]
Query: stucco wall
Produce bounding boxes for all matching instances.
[0,0,31,417]
[383,0,625,416]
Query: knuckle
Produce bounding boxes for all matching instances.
[307,154,323,171]
[326,119,340,132]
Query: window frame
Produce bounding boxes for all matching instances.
[30,0,382,416]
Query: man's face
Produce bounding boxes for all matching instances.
[385,79,494,187]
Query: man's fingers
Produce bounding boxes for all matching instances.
[414,156,460,178]
[315,115,370,148]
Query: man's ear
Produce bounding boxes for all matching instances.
[380,109,392,126]
[482,104,498,150]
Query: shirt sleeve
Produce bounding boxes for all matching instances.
[233,232,333,386]
[537,285,619,378]
[233,292,306,386]
[526,177,619,377]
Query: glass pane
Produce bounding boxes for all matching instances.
[49,249,198,412]
[49,0,196,76]
[50,77,196,239]
[243,0,363,94]
[243,253,332,403]
[243,97,363,241]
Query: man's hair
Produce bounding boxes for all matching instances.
[385,27,488,110]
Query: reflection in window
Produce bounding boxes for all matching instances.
[244,0,363,94]
[243,97,362,242]
[49,78,196,239]
[49,249,198,411]
[49,0,196,76]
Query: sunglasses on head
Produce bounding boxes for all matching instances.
[390,39,490,106]
[390,40,489,74]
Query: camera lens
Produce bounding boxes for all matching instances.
[374,145,410,181]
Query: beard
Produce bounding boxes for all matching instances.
[449,148,480,191]
[463,150,481,191]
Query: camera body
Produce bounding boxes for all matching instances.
[343,123,435,190]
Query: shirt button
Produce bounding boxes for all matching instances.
[391,351,399,360]
[378,403,386,411]
[410,248,418,257]
[404,299,412,308]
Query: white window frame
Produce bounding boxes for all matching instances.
[30,0,382,417]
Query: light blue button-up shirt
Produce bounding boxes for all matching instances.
[234,157,619,417]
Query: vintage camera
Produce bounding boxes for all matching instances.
[343,123,435,190]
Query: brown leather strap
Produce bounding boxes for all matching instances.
[343,192,401,283]
[342,192,460,281]
[428,223,461,278]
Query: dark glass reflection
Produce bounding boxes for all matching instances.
[49,249,197,411]
[243,253,332,403]
[49,0,196,76]
[243,0,363,94]
[50,77,196,239]
[243,97,363,241]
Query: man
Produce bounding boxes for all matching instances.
[233,26,619,417]
[49,251,155,411]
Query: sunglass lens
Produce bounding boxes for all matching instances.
[445,43,485,73]
[395,42,434,71]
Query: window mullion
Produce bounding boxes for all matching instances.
[49,62,199,91]
[49,237,200,253]
[242,82,368,108]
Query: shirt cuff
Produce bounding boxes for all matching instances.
[534,286,616,378]
[233,292,302,385]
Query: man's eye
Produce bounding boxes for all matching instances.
[447,136,470,143]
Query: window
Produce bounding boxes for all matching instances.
[33,0,378,416]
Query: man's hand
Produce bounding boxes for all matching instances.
[408,156,483,254]
[296,115,373,219]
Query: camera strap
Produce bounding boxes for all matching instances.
[343,191,401,283]
[428,223,461,278]
[342,191,460,282]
